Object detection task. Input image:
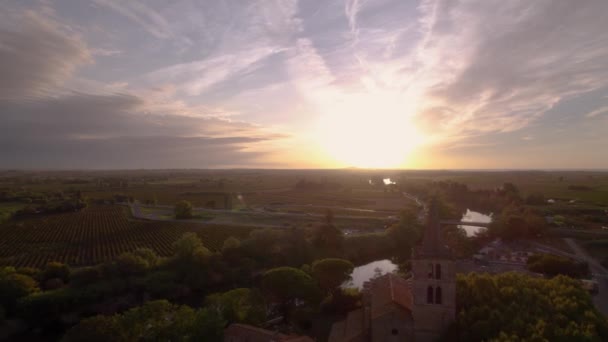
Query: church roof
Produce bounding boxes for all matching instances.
[413,198,453,259]
[370,273,413,318]
[329,273,413,342]
[327,308,365,342]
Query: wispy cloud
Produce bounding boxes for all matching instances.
[92,0,172,39]
[586,105,608,118]
[409,0,608,140]
[143,46,283,96]
[91,47,122,57]
[0,11,91,101]
[344,0,363,42]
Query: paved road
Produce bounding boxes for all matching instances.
[564,238,608,316]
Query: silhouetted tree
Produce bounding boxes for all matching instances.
[174,200,193,219]
[312,258,354,296]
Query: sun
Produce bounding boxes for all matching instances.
[316,92,425,168]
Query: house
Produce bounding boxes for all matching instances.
[329,199,456,342]
[224,323,314,342]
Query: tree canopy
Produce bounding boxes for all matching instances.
[527,253,590,278]
[312,209,343,250]
[174,200,193,219]
[0,267,39,313]
[312,258,354,295]
[62,300,225,342]
[205,288,265,325]
[261,267,320,320]
[449,272,608,341]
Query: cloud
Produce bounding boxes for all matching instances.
[0,5,293,169]
[295,0,608,148]
[0,92,286,168]
[91,47,122,57]
[413,0,608,138]
[143,46,282,96]
[0,11,91,101]
[92,0,173,39]
[2,0,607,168]
[585,105,608,118]
[344,0,363,41]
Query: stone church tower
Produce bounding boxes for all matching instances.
[411,199,456,342]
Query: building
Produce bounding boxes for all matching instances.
[224,324,314,342]
[329,199,456,342]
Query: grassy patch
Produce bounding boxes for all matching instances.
[0,202,26,223]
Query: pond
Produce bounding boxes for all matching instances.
[459,209,493,237]
[342,259,398,289]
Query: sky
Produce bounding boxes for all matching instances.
[1,0,607,169]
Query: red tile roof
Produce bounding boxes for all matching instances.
[369,273,412,318]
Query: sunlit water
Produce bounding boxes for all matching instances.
[383,178,396,185]
[342,259,398,289]
[459,209,493,237]
[368,178,396,185]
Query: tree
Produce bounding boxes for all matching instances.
[173,232,211,261]
[489,206,547,240]
[175,200,193,219]
[62,300,225,342]
[205,288,266,325]
[222,236,241,253]
[313,209,343,251]
[142,271,179,299]
[261,267,320,320]
[115,252,149,276]
[387,208,422,259]
[311,258,354,296]
[42,262,70,284]
[70,266,102,288]
[0,268,39,313]
[450,272,608,341]
[171,233,212,288]
[526,253,590,278]
[131,248,159,267]
[62,315,121,342]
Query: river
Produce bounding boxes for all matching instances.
[343,259,398,289]
[459,209,492,237]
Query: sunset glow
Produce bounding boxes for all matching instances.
[316,92,424,168]
[0,1,607,169]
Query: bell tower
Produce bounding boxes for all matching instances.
[411,198,456,342]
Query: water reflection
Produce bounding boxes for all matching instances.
[368,178,397,185]
[343,259,397,289]
[383,178,396,185]
[459,209,492,237]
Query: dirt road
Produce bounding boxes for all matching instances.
[564,238,608,316]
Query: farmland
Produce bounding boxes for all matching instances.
[0,205,252,268]
[1,169,607,268]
